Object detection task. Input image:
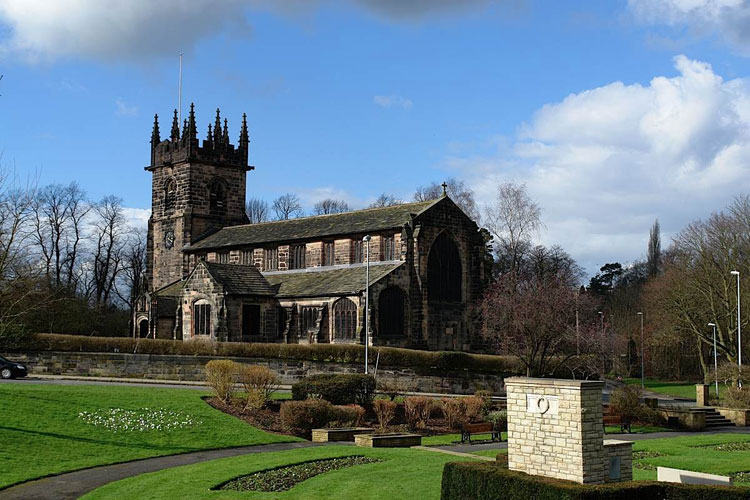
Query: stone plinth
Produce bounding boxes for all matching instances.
[354,433,421,448]
[603,440,633,482]
[658,466,732,486]
[505,377,630,485]
[311,427,372,442]
[696,384,710,406]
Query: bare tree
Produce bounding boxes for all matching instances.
[484,182,543,273]
[272,193,303,220]
[29,182,89,290]
[90,196,127,306]
[115,229,147,334]
[312,198,350,215]
[413,178,480,221]
[647,219,661,277]
[246,197,269,224]
[368,193,403,208]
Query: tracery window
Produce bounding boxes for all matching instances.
[218,252,229,264]
[333,298,357,340]
[240,249,253,265]
[352,239,363,263]
[300,306,317,333]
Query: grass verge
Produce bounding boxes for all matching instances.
[0,383,298,489]
[81,445,483,500]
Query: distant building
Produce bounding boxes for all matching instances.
[134,104,492,351]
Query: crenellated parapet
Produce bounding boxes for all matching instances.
[147,103,251,171]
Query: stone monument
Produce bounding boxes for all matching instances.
[505,377,632,484]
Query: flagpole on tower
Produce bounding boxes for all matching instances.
[178,53,183,123]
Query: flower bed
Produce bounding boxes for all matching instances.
[215,456,381,492]
[77,407,201,432]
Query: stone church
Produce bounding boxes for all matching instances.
[134,104,492,351]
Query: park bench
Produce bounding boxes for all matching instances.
[460,422,503,444]
[602,406,631,433]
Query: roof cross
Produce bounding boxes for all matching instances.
[442,182,448,196]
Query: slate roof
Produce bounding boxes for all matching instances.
[264,262,403,298]
[153,279,185,298]
[186,198,441,251]
[202,262,277,296]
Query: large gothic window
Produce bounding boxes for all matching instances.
[333,298,357,340]
[427,232,462,303]
[378,286,406,337]
[164,178,177,212]
[209,178,227,214]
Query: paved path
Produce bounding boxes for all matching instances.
[0,441,321,500]
[435,426,750,455]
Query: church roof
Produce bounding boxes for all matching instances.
[186,198,441,251]
[202,262,277,296]
[264,261,403,298]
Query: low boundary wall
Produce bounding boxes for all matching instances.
[5,351,505,395]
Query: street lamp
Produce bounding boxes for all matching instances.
[731,270,741,388]
[637,312,644,389]
[708,322,719,398]
[363,235,371,374]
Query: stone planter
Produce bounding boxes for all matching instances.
[354,433,422,448]
[311,427,373,443]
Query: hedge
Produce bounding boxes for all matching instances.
[292,374,376,406]
[14,333,523,376]
[441,462,750,500]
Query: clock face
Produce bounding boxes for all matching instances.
[164,231,175,249]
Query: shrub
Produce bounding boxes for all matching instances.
[236,364,279,412]
[373,399,397,429]
[442,397,466,429]
[724,386,750,409]
[441,461,750,500]
[486,410,507,431]
[291,374,376,407]
[475,390,494,416]
[377,378,412,401]
[404,396,433,430]
[329,404,366,427]
[463,396,484,423]
[23,333,522,376]
[609,385,644,424]
[279,399,333,437]
[205,360,237,403]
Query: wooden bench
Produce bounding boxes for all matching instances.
[602,408,631,433]
[460,422,503,444]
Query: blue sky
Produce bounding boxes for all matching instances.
[2,0,750,274]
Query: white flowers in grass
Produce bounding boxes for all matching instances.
[77,408,202,432]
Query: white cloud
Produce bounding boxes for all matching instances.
[628,0,750,54]
[123,207,150,230]
[449,55,750,274]
[0,0,498,62]
[115,98,138,117]
[373,95,413,110]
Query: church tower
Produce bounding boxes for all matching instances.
[145,103,252,291]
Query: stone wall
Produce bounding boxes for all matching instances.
[506,377,619,485]
[7,351,503,395]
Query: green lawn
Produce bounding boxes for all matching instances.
[632,433,750,485]
[81,445,482,500]
[623,377,728,400]
[0,383,298,489]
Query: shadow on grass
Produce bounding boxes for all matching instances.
[0,425,196,453]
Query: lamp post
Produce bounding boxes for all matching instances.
[708,322,719,398]
[363,235,371,374]
[637,312,644,389]
[731,270,741,388]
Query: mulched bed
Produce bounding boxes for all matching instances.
[204,397,286,434]
[215,456,381,492]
